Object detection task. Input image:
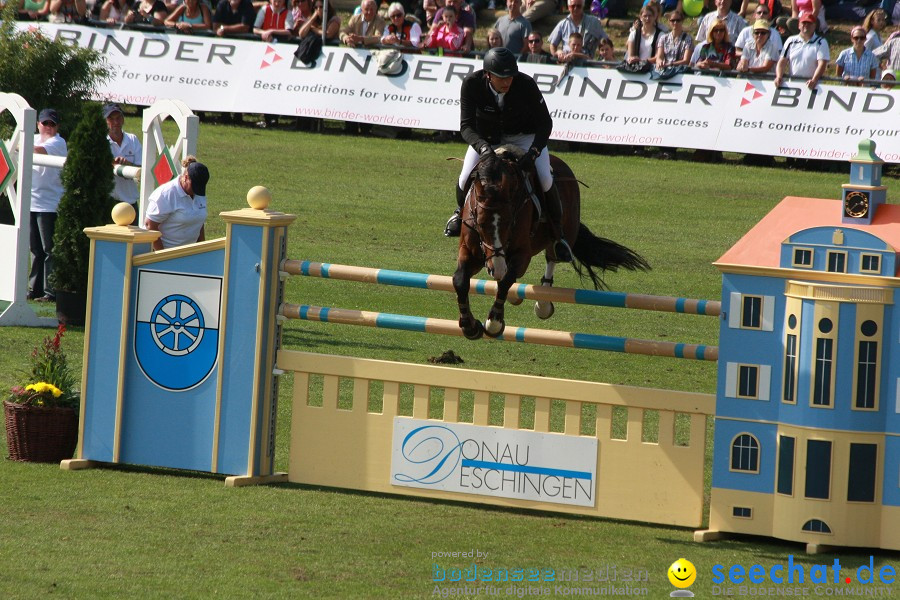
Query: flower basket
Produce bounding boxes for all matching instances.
[4,400,78,463]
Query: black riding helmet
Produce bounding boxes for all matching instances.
[483,47,518,78]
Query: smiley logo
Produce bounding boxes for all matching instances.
[668,558,697,589]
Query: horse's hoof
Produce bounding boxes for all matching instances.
[463,321,484,340]
[484,318,505,338]
[508,295,524,306]
[535,301,555,320]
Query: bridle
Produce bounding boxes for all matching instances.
[463,158,529,262]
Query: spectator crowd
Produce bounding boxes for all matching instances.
[11,0,899,86]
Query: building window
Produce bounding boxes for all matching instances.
[777,435,795,496]
[731,434,760,473]
[847,443,877,503]
[802,519,832,534]
[813,337,833,407]
[827,251,847,273]
[856,341,878,409]
[741,296,762,329]
[738,365,759,399]
[793,248,813,268]
[733,506,752,518]
[805,439,832,500]
[783,334,797,403]
[860,254,881,274]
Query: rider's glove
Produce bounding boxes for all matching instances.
[517,146,540,170]
[477,143,494,158]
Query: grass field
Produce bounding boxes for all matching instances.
[1,124,897,598]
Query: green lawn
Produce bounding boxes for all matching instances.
[1,124,896,598]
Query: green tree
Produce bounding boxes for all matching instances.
[0,2,111,138]
[50,103,114,295]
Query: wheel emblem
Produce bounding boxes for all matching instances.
[150,294,205,356]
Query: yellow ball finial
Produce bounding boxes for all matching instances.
[247,186,271,210]
[111,202,136,226]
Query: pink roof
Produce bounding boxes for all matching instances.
[715,197,900,274]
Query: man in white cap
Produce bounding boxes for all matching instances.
[29,108,67,302]
[104,103,143,214]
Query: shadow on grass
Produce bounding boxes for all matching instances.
[282,329,413,352]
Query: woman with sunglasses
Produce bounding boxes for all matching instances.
[736,19,778,72]
[297,0,340,42]
[381,2,422,47]
[655,10,693,67]
[836,26,879,84]
[520,32,553,62]
[694,18,737,70]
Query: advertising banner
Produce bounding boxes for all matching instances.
[25,23,900,161]
[391,418,598,507]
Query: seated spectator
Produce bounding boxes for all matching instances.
[485,27,504,49]
[696,0,746,44]
[145,157,209,251]
[125,0,166,24]
[734,1,782,56]
[214,0,255,35]
[550,0,607,60]
[626,5,663,66]
[424,5,464,49]
[643,0,669,32]
[864,9,888,52]
[694,19,737,69]
[597,36,616,63]
[99,0,130,22]
[738,0,782,19]
[253,0,293,41]
[340,0,385,47]
[656,10,693,67]
[298,0,340,42]
[788,0,825,34]
[165,0,211,31]
[836,26,878,84]
[382,2,422,47]
[48,0,86,22]
[872,29,900,82]
[774,12,829,88]
[18,0,51,20]
[521,0,553,24]
[415,0,440,29]
[520,30,554,62]
[736,19,778,72]
[559,30,591,64]
[433,0,474,51]
[494,0,531,54]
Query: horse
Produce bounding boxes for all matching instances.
[452,147,650,340]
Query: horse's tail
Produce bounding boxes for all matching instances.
[571,223,651,290]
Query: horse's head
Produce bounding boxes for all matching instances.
[467,151,525,281]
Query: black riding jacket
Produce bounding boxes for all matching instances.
[459,70,553,154]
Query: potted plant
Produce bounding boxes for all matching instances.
[50,103,115,325]
[4,324,79,462]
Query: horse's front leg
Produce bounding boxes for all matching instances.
[484,260,518,338]
[453,257,484,340]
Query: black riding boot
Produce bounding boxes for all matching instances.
[444,185,466,237]
[544,184,573,262]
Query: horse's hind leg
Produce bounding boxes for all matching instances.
[534,261,556,320]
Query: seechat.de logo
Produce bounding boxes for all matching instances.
[711,555,896,586]
[668,558,697,597]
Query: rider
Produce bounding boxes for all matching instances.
[444,46,572,263]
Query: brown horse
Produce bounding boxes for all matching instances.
[453,148,650,340]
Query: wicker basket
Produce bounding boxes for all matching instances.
[3,401,78,463]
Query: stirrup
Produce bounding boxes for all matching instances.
[553,239,573,263]
[444,209,461,237]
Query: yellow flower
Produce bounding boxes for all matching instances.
[25,382,62,397]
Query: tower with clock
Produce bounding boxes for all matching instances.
[841,139,888,225]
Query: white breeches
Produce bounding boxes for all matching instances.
[458,133,553,192]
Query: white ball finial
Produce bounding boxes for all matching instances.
[247,186,271,210]
[111,202,135,226]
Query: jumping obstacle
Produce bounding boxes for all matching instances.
[0,96,197,327]
[70,189,717,528]
[280,259,719,361]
